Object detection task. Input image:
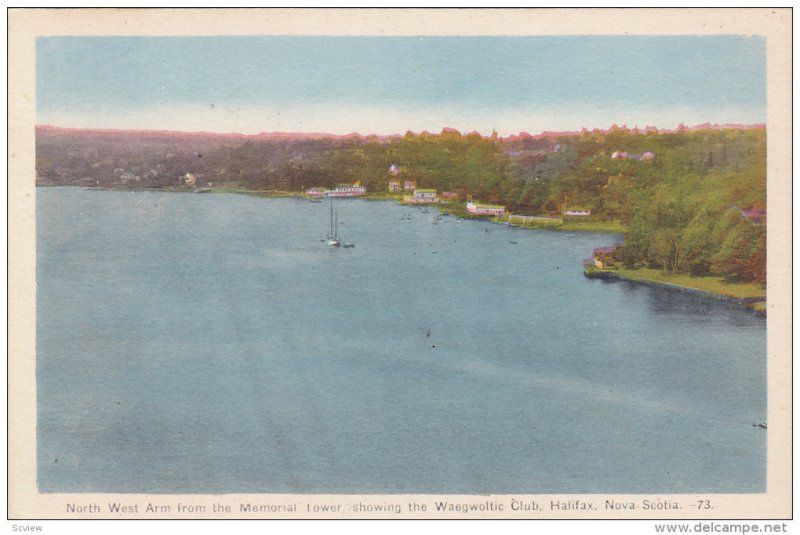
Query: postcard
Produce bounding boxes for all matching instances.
[7,7,792,525]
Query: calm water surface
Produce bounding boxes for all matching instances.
[37,188,766,494]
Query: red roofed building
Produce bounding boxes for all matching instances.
[592,244,622,269]
[741,209,766,225]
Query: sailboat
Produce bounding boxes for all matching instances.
[326,197,341,247]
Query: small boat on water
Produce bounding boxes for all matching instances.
[325,197,355,249]
[326,197,341,247]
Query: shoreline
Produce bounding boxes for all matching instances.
[63,184,628,234]
[44,185,765,314]
[584,266,766,315]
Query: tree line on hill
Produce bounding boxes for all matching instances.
[36,125,766,284]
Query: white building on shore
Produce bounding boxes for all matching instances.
[466,200,505,216]
[321,182,367,197]
[403,189,439,204]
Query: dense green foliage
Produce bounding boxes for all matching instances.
[609,130,766,284]
[36,125,766,284]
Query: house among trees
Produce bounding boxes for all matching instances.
[592,244,622,269]
[403,180,417,190]
[740,209,766,225]
[441,191,459,200]
[388,180,401,191]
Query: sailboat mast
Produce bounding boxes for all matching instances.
[329,196,334,237]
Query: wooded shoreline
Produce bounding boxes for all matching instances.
[38,124,767,292]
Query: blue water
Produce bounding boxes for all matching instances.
[36,188,766,494]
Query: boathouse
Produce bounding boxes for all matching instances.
[404,189,439,204]
[466,201,505,216]
[324,182,367,197]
